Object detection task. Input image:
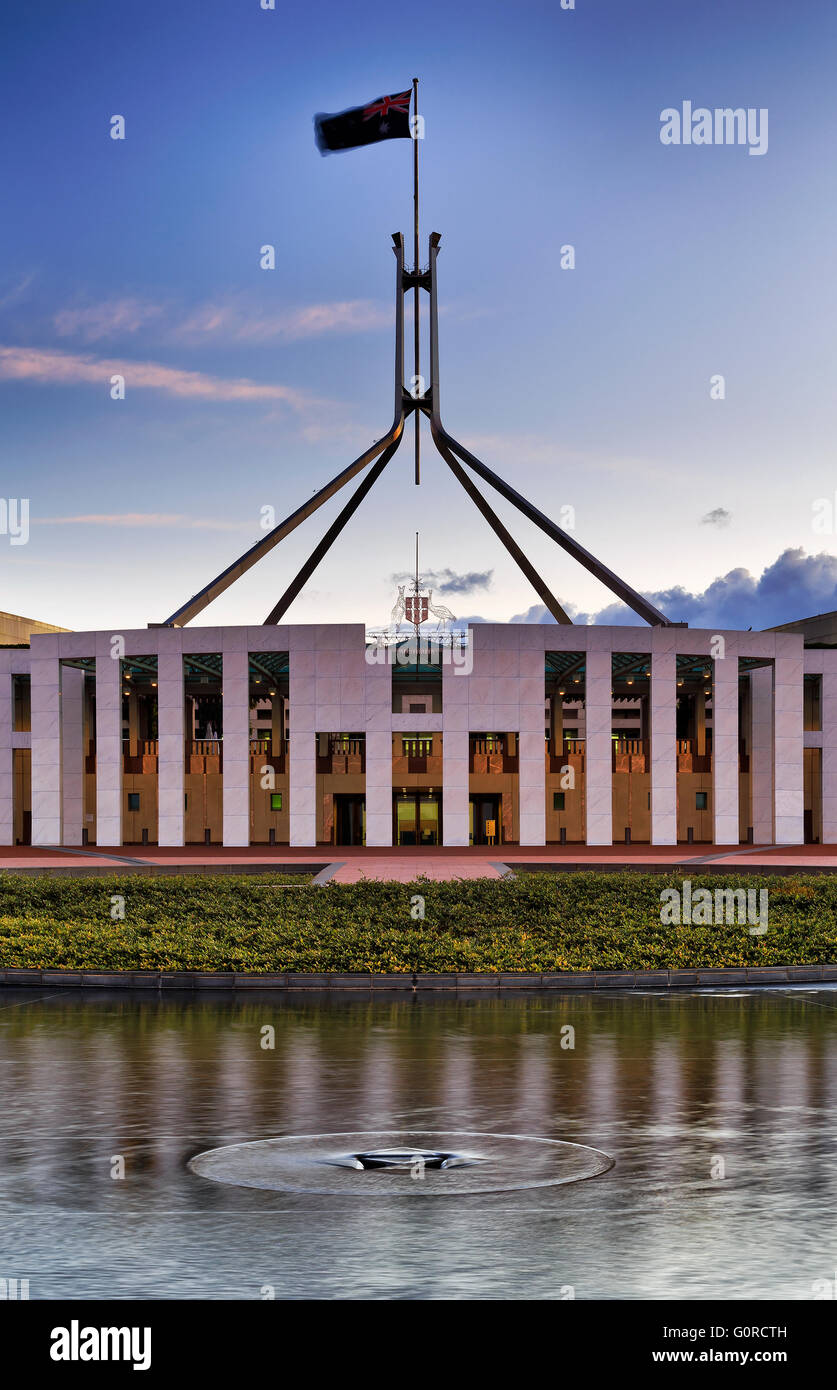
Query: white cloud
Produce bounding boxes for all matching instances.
[37,512,253,532]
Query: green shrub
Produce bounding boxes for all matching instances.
[0,871,834,973]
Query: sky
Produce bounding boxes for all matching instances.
[2,0,837,633]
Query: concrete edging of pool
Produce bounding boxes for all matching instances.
[1,964,835,990]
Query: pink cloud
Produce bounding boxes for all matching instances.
[0,344,317,406]
[54,298,165,341]
[38,513,253,531]
[176,297,391,343]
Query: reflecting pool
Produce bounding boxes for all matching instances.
[1,986,835,1299]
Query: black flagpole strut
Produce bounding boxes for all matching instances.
[434,433,572,624]
[425,232,677,628]
[156,220,680,629]
[158,235,407,627]
[412,77,420,487]
[263,436,401,624]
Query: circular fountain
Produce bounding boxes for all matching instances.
[188,1130,613,1196]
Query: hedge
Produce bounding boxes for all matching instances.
[0,871,835,973]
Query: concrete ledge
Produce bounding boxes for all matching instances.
[0,862,327,878]
[508,861,837,876]
[0,964,833,991]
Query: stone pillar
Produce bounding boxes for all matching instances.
[650,650,677,845]
[712,645,739,845]
[750,666,773,843]
[60,665,85,845]
[95,653,122,846]
[0,671,12,846]
[289,725,316,845]
[518,729,545,844]
[271,698,283,752]
[127,690,140,755]
[585,648,612,845]
[287,647,315,847]
[157,649,184,847]
[222,646,250,847]
[442,656,469,846]
[821,661,837,843]
[30,652,61,844]
[774,640,804,843]
[442,728,470,846]
[551,690,563,751]
[695,690,706,756]
[365,729,392,846]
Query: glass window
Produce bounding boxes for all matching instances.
[270,792,283,811]
[553,792,565,810]
[127,792,140,811]
[696,792,708,810]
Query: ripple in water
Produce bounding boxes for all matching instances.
[188,1130,614,1196]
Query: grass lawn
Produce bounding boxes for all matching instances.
[0,871,835,973]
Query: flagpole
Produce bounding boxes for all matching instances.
[412,76,420,486]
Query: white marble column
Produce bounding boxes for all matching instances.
[0,671,12,846]
[442,656,469,846]
[774,639,804,843]
[289,647,316,846]
[365,730,393,846]
[30,651,61,844]
[60,665,85,845]
[712,644,739,845]
[650,650,677,844]
[821,659,837,844]
[750,665,773,843]
[222,646,250,847]
[95,653,122,846]
[518,730,546,844]
[442,728,470,846]
[364,655,392,847]
[585,648,612,845]
[289,727,316,845]
[157,649,184,847]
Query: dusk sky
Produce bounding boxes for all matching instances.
[3,0,837,632]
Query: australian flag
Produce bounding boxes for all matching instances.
[314,90,412,154]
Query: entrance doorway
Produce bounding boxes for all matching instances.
[470,794,502,845]
[393,791,442,846]
[333,795,366,846]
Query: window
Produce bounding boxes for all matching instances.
[403,738,433,757]
[127,793,140,812]
[696,792,708,810]
[563,728,578,739]
[270,792,283,812]
[553,792,565,811]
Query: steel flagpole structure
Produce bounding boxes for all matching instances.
[154,86,684,630]
[412,77,421,486]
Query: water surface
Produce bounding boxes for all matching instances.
[1,986,835,1299]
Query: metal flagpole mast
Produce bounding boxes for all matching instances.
[413,530,421,683]
[412,77,420,486]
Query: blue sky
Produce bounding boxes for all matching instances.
[2,0,837,631]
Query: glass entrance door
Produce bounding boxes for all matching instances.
[333,795,366,845]
[394,793,441,846]
[470,795,502,845]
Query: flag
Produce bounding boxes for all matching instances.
[314,90,412,154]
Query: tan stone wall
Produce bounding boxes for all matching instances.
[185,773,223,843]
[0,611,70,646]
[13,749,30,844]
[316,772,365,842]
[250,766,290,843]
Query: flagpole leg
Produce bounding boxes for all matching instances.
[412,76,420,486]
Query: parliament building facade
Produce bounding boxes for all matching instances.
[0,613,830,849]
